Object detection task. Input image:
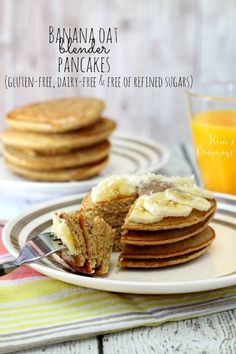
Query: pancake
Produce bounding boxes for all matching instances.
[123,199,216,231]
[5,157,109,182]
[120,226,215,259]
[53,210,114,275]
[82,193,136,228]
[3,140,110,171]
[119,246,210,268]
[82,192,136,215]
[6,97,105,133]
[78,210,98,270]
[121,214,213,245]
[113,227,124,252]
[82,193,136,250]
[95,219,115,276]
[1,118,116,153]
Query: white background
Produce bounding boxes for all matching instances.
[0,0,235,142]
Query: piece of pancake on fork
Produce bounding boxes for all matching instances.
[52,210,114,276]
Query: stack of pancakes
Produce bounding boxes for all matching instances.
[81,174,217,270]
[1,97,116,181]
[51,174,217,275]
[119,199,216,268]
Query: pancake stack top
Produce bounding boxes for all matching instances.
[1,97,116,182]
[84,174,216,269]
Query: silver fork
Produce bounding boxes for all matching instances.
[0,232,66,276]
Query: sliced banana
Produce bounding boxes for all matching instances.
[128,207,163,224]
[165,188,211,211]
[143,192,192,218]
[128,196,163,224]
[91,175,136,203]
[52,213,75,255]
[177,185,214,199]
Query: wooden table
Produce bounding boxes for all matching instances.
[1,145,236,354]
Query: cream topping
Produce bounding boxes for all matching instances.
[91,175,136,203]
[91,174,196,203]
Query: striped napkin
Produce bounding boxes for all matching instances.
[1,221,236,354]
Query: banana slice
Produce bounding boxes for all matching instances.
[128,196,163,224]
[143,192,192,218]
[165,188,211,211]
[178,185,214,199]
[128,208,163,224]
[91,175,136,203]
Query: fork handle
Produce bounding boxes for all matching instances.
[0,262,18,276]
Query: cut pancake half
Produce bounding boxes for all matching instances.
[82,193,136,216]
[78,211,98,271]
[95,221,115,276]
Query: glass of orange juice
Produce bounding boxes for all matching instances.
[186,82,236,194]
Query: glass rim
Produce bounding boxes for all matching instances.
[186,81,236,102]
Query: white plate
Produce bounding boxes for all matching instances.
[0,134,168,199]
[3,194,236,294]
[215,191,236,203]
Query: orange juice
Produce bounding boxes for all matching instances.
[191,110,236,194]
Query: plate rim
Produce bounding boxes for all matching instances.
[2,193,236,294]
[0,133,169,191]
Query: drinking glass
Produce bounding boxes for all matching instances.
[186,82,236,194]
